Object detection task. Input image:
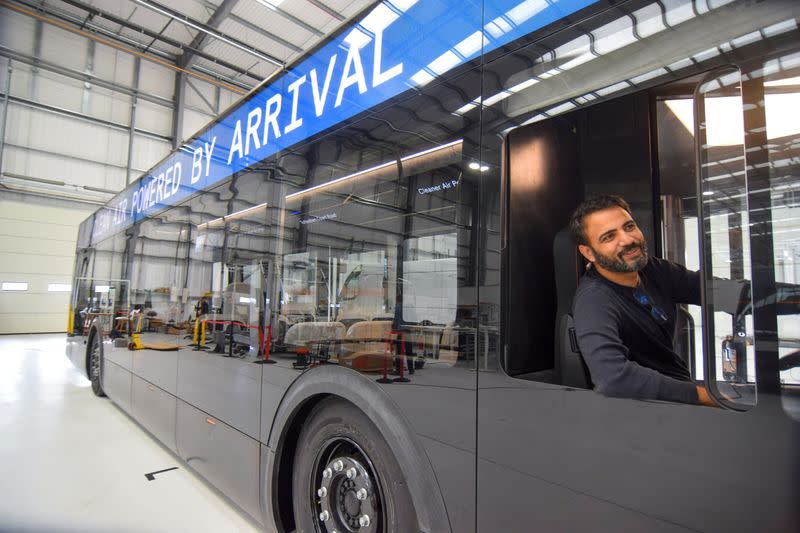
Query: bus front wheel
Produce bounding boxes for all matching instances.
[292,398,416,533]
[88,332,105,397]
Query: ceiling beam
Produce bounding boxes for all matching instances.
[213,6,303,55]
[178,0,239,70]
[305,0,345,22]
[44,0,261,85]
[132,0,284,68]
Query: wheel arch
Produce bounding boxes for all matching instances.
[265,365,452,533]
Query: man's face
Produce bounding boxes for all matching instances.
[578,206,648,273]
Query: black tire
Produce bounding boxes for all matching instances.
[292,398,417,533]
[88,331,106,397]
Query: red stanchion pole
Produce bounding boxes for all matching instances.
[254,323,276,365]
[393,331,410,383]
[376,332,394,383]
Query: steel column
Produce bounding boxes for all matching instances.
[126,57,141,185]
[82,39,96,115]
[0,59,11,178]
[172,72,186,150]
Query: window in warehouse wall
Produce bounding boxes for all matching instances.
[2,282,29,291]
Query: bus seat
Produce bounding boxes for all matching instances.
[553,228,593,389]
[439,321,459,364]
[338,320,393,371]
[284,321,346,351]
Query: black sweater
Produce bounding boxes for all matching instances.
[572,257,701,404]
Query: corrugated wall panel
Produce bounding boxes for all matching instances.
[0,8,36,55]
[130,135,172,171]
[111,51,136,87]
[0,235,77,258]
[93,45,139,100]
[41,23,88,73]
[135,99,173,137]
[184,77,216,113]
[9,64,34,100]
[138,61,175,100]
[37,72,84,112]
[6,106,130,168]
[83,84,135,125]
[0,193,96,334]
[182,108,214,142]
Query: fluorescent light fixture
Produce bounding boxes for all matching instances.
[428,51,461,76]
[254,0,285,9]
[455,100,480,115]
[455,75,540,116]
[410,70,436,86]
[344,0,419,49]
[198,202,269,230]
[665,98,745,147]
[48,283,72,292]
[765,92,800,139]
[703,191,715,196]
[239,296,256,304]
[2,282,28,291]
[485,16,513,39]
[506,0,549,26]
[468,162,481,170]
[765,76,800,87]
[484,90,513,107]
[286,139,463,201]
[95,285,111,293]
[454,31,488,58]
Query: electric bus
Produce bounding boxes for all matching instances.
[66,0,800,531]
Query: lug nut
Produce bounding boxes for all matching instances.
[322,468,332,479]
[359,514,371,527]
[317,487,327,498]
[346,467,358,479]
[332,459,344,472]
[356,488,368,501]
[319,510,330,522]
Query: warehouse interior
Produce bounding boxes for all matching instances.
[0,0,373,334]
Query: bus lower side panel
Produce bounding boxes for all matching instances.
[103,359,132,414]
[102,355,264,526]
[131,374,177,453]
[176,398,263,524]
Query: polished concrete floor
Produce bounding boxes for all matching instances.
[0,334,262,533]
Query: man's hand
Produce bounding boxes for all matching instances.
[696,386,717,407]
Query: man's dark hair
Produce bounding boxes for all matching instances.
[569,195,632,245]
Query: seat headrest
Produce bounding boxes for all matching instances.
[553,228,585,310]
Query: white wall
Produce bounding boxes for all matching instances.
[0,5,241,333]
[0,5,241,193]
[0,192,96,333]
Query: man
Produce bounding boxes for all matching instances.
[569,195,715,407]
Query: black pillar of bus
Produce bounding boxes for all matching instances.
[182,221,192,295]
[741,74,781,400]
[394,154,414,362]
[123,223,138,310]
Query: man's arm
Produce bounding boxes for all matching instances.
[573,284,700,405]
[665,260,701,306]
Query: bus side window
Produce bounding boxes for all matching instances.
[759,64,800,421]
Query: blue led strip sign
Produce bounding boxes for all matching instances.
[91,0,597,244]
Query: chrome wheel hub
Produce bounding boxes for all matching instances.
[90,338,101,379]
[316,454,378,532]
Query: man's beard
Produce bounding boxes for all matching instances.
[591,241,649,273]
